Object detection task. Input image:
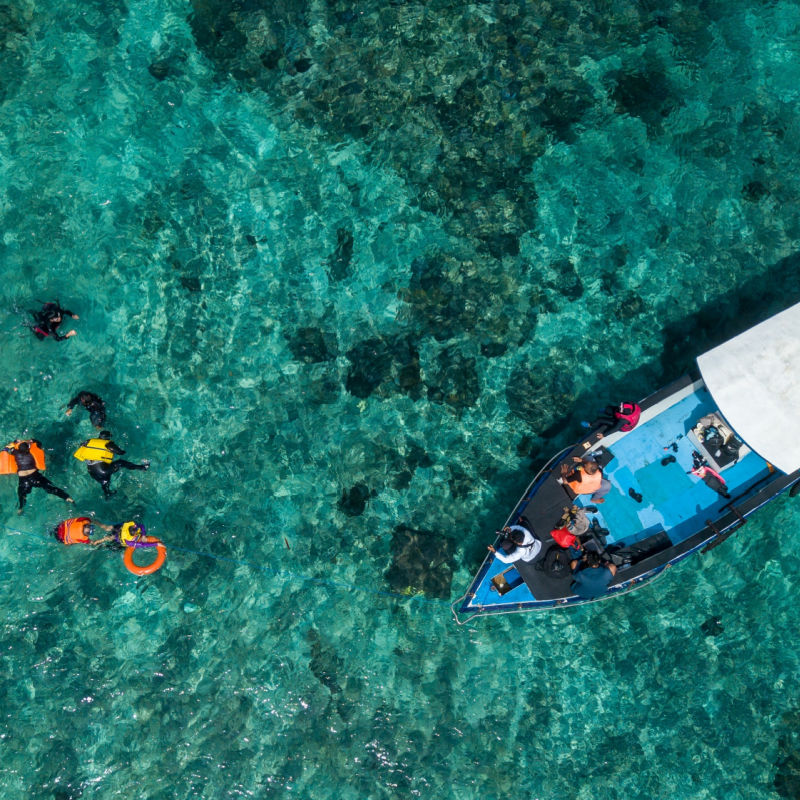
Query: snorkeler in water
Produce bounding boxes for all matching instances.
[30,300,78,341]
[73,431,149,498]
[52,517,115,546]
[65,391,107,429]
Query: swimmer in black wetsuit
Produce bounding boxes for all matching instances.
[4,440,73,513]
[77,431,150,498]
[66,391,107,429]
[30,301,78,340]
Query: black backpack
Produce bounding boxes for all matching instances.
[538,547,572,577]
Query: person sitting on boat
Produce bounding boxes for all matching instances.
[569,550,617,599]
[488,523,542,564]
[559,457,611,504]
[690,451,731,499]
[550,506,591,556]
[585,401,641,436]
[558,505,592,537]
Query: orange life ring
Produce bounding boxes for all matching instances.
[123,536,166,576]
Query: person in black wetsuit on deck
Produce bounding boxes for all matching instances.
[3,440,73,514]
[65,391,107,429]
[74,431,149,498]
[30,301,79,341]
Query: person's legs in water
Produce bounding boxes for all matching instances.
[113,459,150,474]
[88,462,115,497]
[31,473,72,501]
[17,473,72,512]
[88,460,149,497]
[17,474,34,511]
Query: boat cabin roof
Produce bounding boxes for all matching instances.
[697,301,800,475]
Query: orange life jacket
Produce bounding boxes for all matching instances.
[0,440,46,474]
[56,517,92,545]
[567,466,603,495]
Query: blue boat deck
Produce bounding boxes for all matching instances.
[588,386,771,548]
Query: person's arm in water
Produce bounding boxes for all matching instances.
[48,323,77,341]
[107,441,126,456]
[65,394,82,415]
[49,305,78,338]
[90,522,115,546]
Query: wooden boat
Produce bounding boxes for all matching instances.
[453,302,800,622]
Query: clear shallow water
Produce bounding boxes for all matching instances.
[1,0,800,797]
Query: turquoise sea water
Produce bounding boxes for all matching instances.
[2,0,800,797]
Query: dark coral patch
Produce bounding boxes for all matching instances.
[344,335,420,400]
[260,49,281,70]
[405,440,434,470]
[515,434,537,458]
[742,181,769,202]
[337,483,373,517]
[425,346,480,410]
[549,258,583,302]
[180,276,201,293]
[447,464,472,500]
[400,254,489,343]
[148,60,170,80]
[615,292,645,320]
[609,64,679,132]
[392,440,433,489]
[478,232,520,259]
[540,82,596,143]
[506,368,574,429]
[286,326,338,363]
[384,525,456,598]
[700,616,723,637]
[327,226,354,281]
[480,341,507,358]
